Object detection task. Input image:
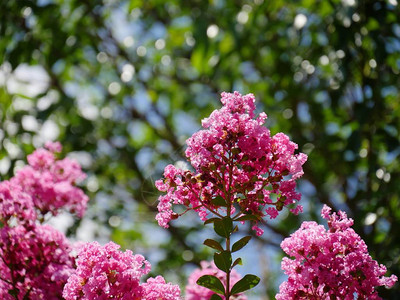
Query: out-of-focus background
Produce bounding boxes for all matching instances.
[1,0,399,298]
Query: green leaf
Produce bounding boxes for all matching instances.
[232,236,252,252]
[8,289,19,297]
[196,275,225,294]
[231,147,241,155]
[234,215,260,222]
[191,44,211,74]
[230,274,260,295]
[210,295,223,300]
[214,217,233,238]
[211,196,227,206]
[276,201,284,211]
[232,225,238,233]
[232,257,243,268]
[204,218,220,225]
[219,33,234,54]
[204,239,224,252]
[214,251,232,273]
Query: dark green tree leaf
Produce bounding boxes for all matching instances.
[211,196,227,206]
[196,275,225,295]
[210,294,223,300]
[8,289,19,297]
[204,239,224,252]
[230,274,260,295]
[232,257,243,268]
[214,251,232,273]
[204,218,220,225]
[234,215,260,222]
[232,236,252,252]
[214,217,233,238]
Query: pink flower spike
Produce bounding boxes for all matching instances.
[156,92,307,234]
[142,276,181,300]
[63,242,180,300]
[0,180,36,225]
[63,241,150,300]
[277,206,398,299]
[0,224,75,299]
[11,142,89,218]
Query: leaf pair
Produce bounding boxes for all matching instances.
[196,274,260,296]
[204,235,251,270]
[200,216,260,297]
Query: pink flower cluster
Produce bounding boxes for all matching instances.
[0,224,75,300]
[0,180,36,225]
[0,142,88,299]
[11,141,89,218]
[156,91,307,235]
[142,276,182,300]
[277,205,398,299]
[186,261,247,300]
[0,142,184,299]
[63,242,181,300]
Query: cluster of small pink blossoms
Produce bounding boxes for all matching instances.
[1,142,182,299]
[63,242,181,300]
[0,142,88,299]
[0,180,36,225]
[277,205,398,299]
[186,261,247,300]
[11,141,89,218]
[156,91,307,235]
[0,224,75,299]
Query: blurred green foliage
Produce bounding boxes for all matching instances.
[1,0,400,298]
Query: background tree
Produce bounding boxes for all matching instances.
[0,0,399,298]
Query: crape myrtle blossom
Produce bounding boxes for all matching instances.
[186,261,247,300]
[0,142,88,299]
[156,91,307,235]
[11,141,89,218]
[0,224,75,300]
[63,242,181,300]
[0,180,36,225]
[0,143,181,300]
[277,205,398,299]
[141,276,182,300]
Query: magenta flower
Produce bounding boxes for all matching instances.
[63,241,181,300]
[11,142,89,218]
[142,276,182,300]
[0,224,75,300]
[0,142,91,299]
[277,205,398,299]
[0,180,36,225]
[186,261,247,300]
[156,91,307,235]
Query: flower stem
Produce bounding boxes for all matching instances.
[225,234,231,299]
